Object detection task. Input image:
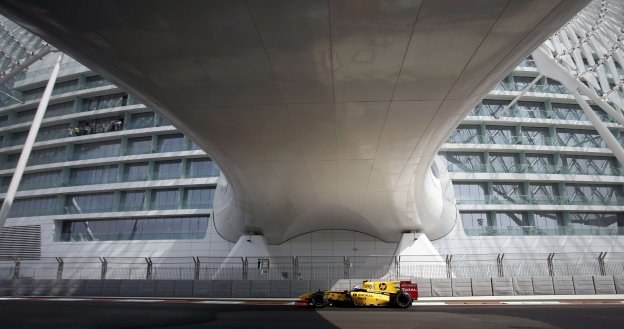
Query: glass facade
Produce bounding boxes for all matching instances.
[2,40,623,250]
[0,56,220,243]
[447,59,624,236]
[69,165,117,186]
[154,160,181,180]
[59,216,209,241]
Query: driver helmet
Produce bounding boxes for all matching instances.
[352,285,361,290]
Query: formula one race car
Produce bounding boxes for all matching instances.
[296,280,418,308]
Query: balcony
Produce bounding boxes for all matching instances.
[447,134,607,149]
[455,194,624,206]
[447,163,623,176]
[463,226,623,236]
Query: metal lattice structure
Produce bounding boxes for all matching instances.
[532,0,624,168]
[0,15,46,77]
[0,14,50,107]
[544,0,624,109]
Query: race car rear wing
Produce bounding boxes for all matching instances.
[400,281,418,299]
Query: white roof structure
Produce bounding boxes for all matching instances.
[0,0,590,243]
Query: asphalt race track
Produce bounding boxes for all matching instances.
[0,300,623,329]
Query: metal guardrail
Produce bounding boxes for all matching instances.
[1,253,622,281]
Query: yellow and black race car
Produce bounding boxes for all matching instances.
[296,280,418,308]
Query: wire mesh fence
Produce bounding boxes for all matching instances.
[1,252,623,281]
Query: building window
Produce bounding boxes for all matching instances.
[85,93,128,111]
[9,196,59,217]
[449,125,480,143]
[4,153,19,169]
[129,112,154,129]
[154,160,181,180]
[0,115,8,127]
[69,165,118,186]
[562,155,619,176]
[552,103,585,121]
[479,100,509,116]
[569,213,623,235]
[491,183,524,204]
[514,76,535,91]
[485,126,515,144]
[443,152,484,172]
[184,187,215,209]
[15,109,36,124]
[123,162,149,182]
[59,216,209,241]
[19,170,62,191]
[189,141,202,150]
[187,158,219,177]
[9,130,27,146]
[521,127,549,145]
[534,212,564,235]
[51,79,79,95]
[557,129,606,148]
[525,154,554,174]
[126,137,152,155]
[565,184,622,205]
[151,189,179,210]
[516,101,547,118]
[73,140,121,160]
[120,191,145,211]
[592,105,614,123]
[36,123,71,142]
[530,183,559,204]
[74,116,123,134]
[0,176,9,193]
[460,212,491,236]
[65,193,114,214]
[544,78,567,94]
[21,87,45,102]
[453,183,486,204]
[27,146,66,166]
[494,212,528,234]
[85,75,110,88]
[488,153,519,173]
[44,101,74,118]
[157,134,185,152]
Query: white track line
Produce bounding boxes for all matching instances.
[503,301,562,305]
[114,299,165,303]
[0,297,622,306]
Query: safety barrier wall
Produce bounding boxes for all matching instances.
[0,276,623,298]
[2,253,624,281]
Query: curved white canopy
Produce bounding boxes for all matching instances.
[0,0,589,243]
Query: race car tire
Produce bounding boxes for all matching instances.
[394,291,412,308]
[311,292,328,308]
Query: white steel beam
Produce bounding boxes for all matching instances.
[0,52,63,228]
[533,47,624,165]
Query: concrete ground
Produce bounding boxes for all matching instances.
[0,297,623,329]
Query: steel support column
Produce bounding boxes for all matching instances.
[446,255,453,279]
[100,257,107,280]
[496,254,505,278]
[145,257,152,280]
[192,257,200,280]
[55,257,64,280]
[12,258,20,279]
[598,252,607,276]
[242,257,248,280]
[547,253,555,277]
